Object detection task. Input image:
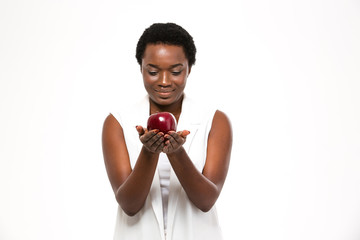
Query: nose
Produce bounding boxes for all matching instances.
[159,71,171,87]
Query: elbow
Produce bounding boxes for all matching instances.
[199,203,214,213]
[197,198,217,212]
[117,199,142,216]
[115,195,143,217]
[122,208,139,217]
[197,190,220,212]
[200,207,211,213]
[197,188,220,212]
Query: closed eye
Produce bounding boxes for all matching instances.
[172,71,182,76]
[148,71,158,76]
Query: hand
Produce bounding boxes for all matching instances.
[162,130,190,154]
[136,126,165,154]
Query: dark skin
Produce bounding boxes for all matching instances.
[102,44,232,216]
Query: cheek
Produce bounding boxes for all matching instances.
[174,75,187,87]
[142,78,152,92]
[177,80,186,88]
[143,75,155,86]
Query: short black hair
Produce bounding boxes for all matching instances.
[136,23,196,67]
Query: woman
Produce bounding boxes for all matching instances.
[102,23,232,240]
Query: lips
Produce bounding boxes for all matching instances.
[155,89,175,98]
[155,89,174,93]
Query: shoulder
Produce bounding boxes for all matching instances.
[103,113,120,128]
[211,110,232,135]
[102,113,123,139]
[206,110,233,159]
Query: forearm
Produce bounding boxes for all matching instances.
[167,147,220,212]
[116,146,159,216]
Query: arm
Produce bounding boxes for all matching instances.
[164,110,232,212]
[102,114,164,216]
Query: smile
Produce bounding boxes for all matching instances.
[155,89,174,93]
[155,89,174,97]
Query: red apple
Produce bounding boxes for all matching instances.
[147,112,177,133]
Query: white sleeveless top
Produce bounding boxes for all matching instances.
[158,153,171,234]
[111,94,222,240]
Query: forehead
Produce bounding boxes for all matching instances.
[142,44,187,65]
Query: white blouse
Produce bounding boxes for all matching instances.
[111,95,222,240]
[158,153,171,234]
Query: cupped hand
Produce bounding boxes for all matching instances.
[136,126,165,154]
[162,130,190,154]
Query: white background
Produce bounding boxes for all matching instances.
[1,0,360,239]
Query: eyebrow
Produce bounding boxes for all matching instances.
[146,63,184,69]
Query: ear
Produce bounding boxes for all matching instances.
[188,66,192,75]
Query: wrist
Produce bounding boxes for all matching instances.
[142,146,160,159]
[166,146,185,159]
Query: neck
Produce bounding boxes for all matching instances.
[149,95,184,122]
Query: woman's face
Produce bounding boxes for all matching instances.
[141,44,191,106]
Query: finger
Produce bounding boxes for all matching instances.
[155,141,165,153]
[136,125,145,136]
[150,134,165,148]
[140,129,159,142]
[146,132,164,149]
[163,140,172,153]
[179,130,190,138]
[167,131,183,143]
[167,135,178,148]
[174,130,190,139]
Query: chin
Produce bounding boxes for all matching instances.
[151,94,183,106]
[153,97,174,106]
